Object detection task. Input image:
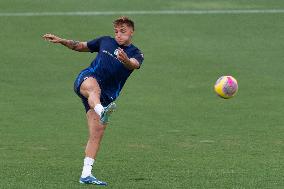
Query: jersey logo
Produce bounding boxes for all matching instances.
[103,49,121,62]
[114,49,119,56]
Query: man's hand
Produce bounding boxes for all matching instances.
[42,33,89,52]
[42,33,63,43]
[117,48,140,70]
[117,48,130,63]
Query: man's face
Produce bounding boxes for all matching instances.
[114,24,133,46]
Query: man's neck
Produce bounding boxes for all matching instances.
[123,40,132,46]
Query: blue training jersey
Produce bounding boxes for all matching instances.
[87,36,144,100]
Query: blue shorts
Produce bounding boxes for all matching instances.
[73,67,113,112]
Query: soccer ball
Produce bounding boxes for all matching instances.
[214,76,238,99]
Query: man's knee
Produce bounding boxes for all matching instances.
[89,125,106,141]
[80,77,101,97]
[87,110,106,133]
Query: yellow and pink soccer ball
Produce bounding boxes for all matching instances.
[214,76,238,99]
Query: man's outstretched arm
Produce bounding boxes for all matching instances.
[42,33,89,52]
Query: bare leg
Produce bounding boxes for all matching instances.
[80,77,101,109]
[85,109,106,158]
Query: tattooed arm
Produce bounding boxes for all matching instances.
[42,33,89,52]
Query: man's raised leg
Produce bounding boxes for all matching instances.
[80,77,104,116]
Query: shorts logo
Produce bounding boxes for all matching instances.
[114,49,119,56]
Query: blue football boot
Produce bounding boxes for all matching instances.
[79,175,107,186]
[100,102,116,124]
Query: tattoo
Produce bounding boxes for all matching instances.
[70,40,80,50]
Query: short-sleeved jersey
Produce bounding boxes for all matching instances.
[86,36,144,100]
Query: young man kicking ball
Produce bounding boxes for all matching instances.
[43,16,144,185]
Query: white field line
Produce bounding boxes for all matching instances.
[1,9,284,17]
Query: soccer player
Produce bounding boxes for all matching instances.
[42,16,144,185]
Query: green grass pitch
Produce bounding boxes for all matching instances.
[0,0,283,188]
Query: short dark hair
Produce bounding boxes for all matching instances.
[113,16,135,31]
